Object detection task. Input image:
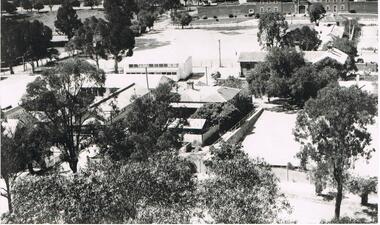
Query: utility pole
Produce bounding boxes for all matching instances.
[205,66,208,85]
[145,67,150,89]
[218,39,222,68]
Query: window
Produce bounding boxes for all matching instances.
[333,5,337,12]
[340,4,344,10]
[260,7,264,13]
[274,7,278,12]
[326,5,330,10]
[148,64,153,67]
[267,7,271,12]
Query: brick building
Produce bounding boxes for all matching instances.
[198,0,377,17]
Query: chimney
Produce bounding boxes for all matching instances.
[187,81,194,90]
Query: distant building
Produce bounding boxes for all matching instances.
[309,0,349,13]
[124,54,193,81]
[238,47,349,76]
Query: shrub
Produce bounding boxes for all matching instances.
[255,14,260,19]
[228,13,233,18]
[216,18,219,21]
[213,15,217,19]
[203,15,208,19]
[349,9,356,13]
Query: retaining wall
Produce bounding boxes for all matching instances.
[224,107,264,144]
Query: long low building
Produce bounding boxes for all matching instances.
[123,54,193,81]
[238,47,348,76]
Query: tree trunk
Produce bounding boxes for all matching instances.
[28,163,35,174]
[36,60,39,67]
[95,54,100,69]
[361,193,368,205]
[334,182,343,220]
[9,65,14,74]
[114,56,119,73]
[69,157,78,173]
[4,177,12,213]
[31,61,35,73]
[315,181,323,195]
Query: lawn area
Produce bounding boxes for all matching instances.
[241,109,301,167]
[241,101,378,223]
[21,9,105,31]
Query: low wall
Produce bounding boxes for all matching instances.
[348,2,378,14]
[225,107,264,144]
[197,5,252,17]
[356,63,378,72]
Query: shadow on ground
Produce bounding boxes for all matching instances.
[135,38,170,51]
[265,99,300,114]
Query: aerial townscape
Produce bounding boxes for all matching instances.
[0,0,378,223]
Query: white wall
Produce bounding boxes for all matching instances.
[178,56,193,80]
[184,133,203,146]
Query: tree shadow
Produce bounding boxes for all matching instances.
[317,192,336,202]
[134,38,171,51]
[265,99,300,114]
[361,203,378,223]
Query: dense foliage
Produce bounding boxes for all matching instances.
[21,58,105,173]
[347,176,378,205]
[247,47,340,106]
[96,83,183,161]
[200,142,290,223]
[308,3,326,24]
[257,13,288,48]
[283,26,321,51]
[1,19,53,73]
[6,153,196,223]
[54,0,82,39]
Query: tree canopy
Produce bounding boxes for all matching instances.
[283,26,321,51]
[308,3,326,24]
[257,12,288,48]
[54,1,82,39]
[68,16,110,68]
[21,58,105,173]
[6,153,196,223]
[201,142,290,223]
[294,84,377,219]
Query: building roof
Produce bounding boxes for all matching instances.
[238,51,267,63]
[125,52,191,64]
[238,48,348,65]
[91,83,150,118]
[0,75,39,110]
[178,85,241,103]
[83,74,173,90]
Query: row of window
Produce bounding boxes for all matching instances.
[260,6,278,13]
[257,0,279,4]
[326,0,345,3]
[325,4,345,11]
[128,63,179,68]
[125,72,177,75]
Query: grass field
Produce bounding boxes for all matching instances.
[21,9,105,31]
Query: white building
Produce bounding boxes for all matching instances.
[124,54,193,81]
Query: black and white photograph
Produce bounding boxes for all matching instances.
[0,0,378,223]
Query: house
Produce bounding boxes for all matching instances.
[238,47,349,76]
[169,118,220,147]
[123,53,193,81]
[170,81,241,120]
